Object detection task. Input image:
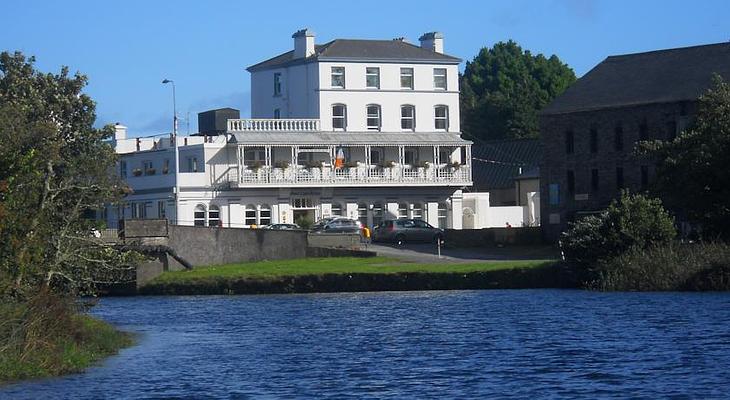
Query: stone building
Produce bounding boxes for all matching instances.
[539,42,730,241]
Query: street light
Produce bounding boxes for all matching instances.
[162,79,180,225]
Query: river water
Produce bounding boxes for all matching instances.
[3,290,730,399]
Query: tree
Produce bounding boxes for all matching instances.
[641,76,730,240]
[460,41,576,141]
[0,51,139,300]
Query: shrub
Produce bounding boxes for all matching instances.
[561,191,676,281]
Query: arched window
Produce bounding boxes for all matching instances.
[411,203,423,220]
[208,205,220,227]
[401,105,415,131]
[331,203,343,217]
[438,202,448,229]
[244,204,257,226]
[332,104,347,130]
[372,202,384,227]
[435,105,449,130]
[397,203,408,219]
[194,204,206,226]
[366,104,381,131]
[259,204,272,226]
[357,203,368,227]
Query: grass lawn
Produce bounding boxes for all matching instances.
[150,257,557,284]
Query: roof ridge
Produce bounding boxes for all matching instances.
[606,41,730,60]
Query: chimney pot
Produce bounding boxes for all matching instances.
[114,123,127,141]
[292,28,316,59]
[419,31,444,53]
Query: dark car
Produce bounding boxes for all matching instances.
[262,223,300,230]
[372,219,444,245]
[310,217,361,234]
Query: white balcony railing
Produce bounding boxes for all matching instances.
[227,165,471,187]
[227,118,320,132]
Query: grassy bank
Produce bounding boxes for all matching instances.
[140,257,569,295]
[0,296,133,384]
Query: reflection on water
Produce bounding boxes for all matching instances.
[3,290,730,399]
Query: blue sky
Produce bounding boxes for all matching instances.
[2,0,728,137]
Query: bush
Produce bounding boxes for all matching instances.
[597,242,730,291]
[561,191,676,281]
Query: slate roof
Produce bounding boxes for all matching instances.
[229,131,470,146]
[247,39,461,72]
[470,139,541,191]
[541,42,730,115]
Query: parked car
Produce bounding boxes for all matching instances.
[372,219,444,245]
[261,223,300,230]
[310,217,362,234]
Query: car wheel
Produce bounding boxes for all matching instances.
[394,234,406,246]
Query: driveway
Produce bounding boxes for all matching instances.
[364,242,560,264]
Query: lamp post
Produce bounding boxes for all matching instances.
[162,79,180,225]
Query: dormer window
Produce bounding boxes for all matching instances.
[400,68,414,89]
[331,67,345,88]
[366,67,380,89]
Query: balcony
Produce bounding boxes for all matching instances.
[227,118,320,132]
[227,164,471,188]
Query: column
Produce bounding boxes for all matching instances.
[450,190,463,229]
[427,201,439,226]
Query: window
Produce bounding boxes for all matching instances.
[433,68,447,90]
[209,205,220,227]
[591,169,599,192]
[273,73,281,96]
[332,104,347,130]
[641,166,649,190]
[366,67,380,89]
[401,105,415,130]
[565,130,574,154]
[331,203,342,217]
[143,160,154,173]
[373,203,384,227]
[590,127,598,153]
[273,108,281,119]
[437,203,448,229]
[616,167,624,189]
[366,105,381,130]
[400,67,414,89]
[158,201,166,219]
[405,148,418,165]
[370,147,382,165]
[187,157,198,172]
[435,106,449,130]
[120,160,127,178]
[439,147,452,164]
[358,203,368,227]
[639,120,648,140]
[244,148,266,167]
[549,184,560,205]
[397,203,408,219]
[411,203,423,220]
[163,159,170,174]
[567,170,575,195]
[259,204,271,226]
[194,204,206,226]
[244,204,257,226]
[331,67,345,88]
[614,125,624,151]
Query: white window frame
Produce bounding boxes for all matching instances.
[244,204,257,226]
[366,67,380,89]
[366,104,381,131]
[401,105,415,131]
[411,203,424,220]
[194,204,206,226]
[437,203,448,228]
[433,68,447,90]
[331,66,345,89]
[259,204,272,226]
[397,203,408,219]
[208,205,220,227]
[331,203,343,217]
[357,203,368,227]
[435,105,449,131]
[400,67,414,89]
[332,104,347,130]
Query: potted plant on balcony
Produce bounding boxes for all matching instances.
[250,160,264,172]
[274,160,290,169]
[305,160,323,169]
[377,160,395,169]
[132,168,142,177]
[449,161,461,170]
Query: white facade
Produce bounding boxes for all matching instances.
[111,29,473,231]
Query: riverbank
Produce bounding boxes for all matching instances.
[139,257,573,295]
[0,298,133,384]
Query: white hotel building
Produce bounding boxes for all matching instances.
[109,29,473,229]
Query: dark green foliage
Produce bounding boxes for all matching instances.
[460,41,576,141]
[561,191,676,281]
[640,76,730,240]
[598,242,730,291]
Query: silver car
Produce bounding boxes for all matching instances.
[372,219,444,245]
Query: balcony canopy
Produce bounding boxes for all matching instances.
[228,132,471,146]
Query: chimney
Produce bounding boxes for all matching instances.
[114,123,127,140]
[392,37,410,43]
[419,32,444,53]
[292,28,315,59]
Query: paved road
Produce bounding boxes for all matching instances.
[364,242,559,264]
